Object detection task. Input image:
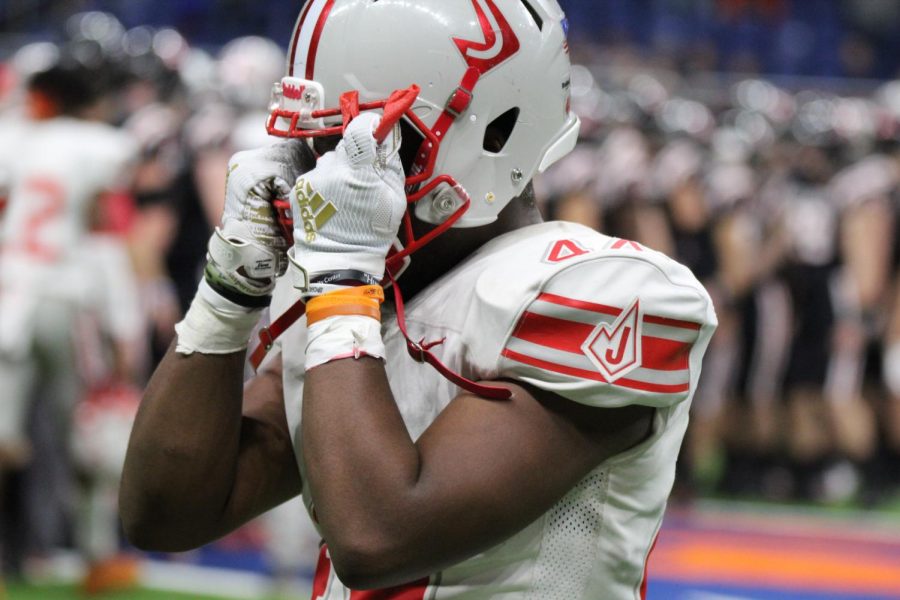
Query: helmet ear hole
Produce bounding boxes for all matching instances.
[484,107,520,154]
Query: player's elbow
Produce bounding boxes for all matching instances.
[122,515,215,554]
[119,507,166,552]
[330,550,393,590]
[327,535,413,590]
[119,497,203,554]
[119,478,212,553]
[120,515,174,553]
[118,476,157,549]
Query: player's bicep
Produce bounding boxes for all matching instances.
[219,360,302,532]
[411,381,653,553]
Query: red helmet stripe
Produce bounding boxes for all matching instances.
[306,0,336,80]
[288,0,316,77]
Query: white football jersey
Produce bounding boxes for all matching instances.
[0,116,28,241]
[270,221,717,600]
[0,117,136,356]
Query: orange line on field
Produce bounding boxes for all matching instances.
[660,529,900,556]
[649,540,900,595]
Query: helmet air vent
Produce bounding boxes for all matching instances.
[484,107,520,153]
[520,0,544,31]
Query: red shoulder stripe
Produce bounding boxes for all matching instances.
[644,314,702,331]
[511,312,692,372]
[501,348,691,394]
[538,293,702,331]
[511,311,593,354]
[539,292,621,317]
[642,335,691,372]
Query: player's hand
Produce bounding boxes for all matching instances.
[206,142,301,305]
[288,112,406,291]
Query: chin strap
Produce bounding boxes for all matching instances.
[249,274,512,401]
[339,86,420,143]
[249,296,307,369]
[385,271,512,401]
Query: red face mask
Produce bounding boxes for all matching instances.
[265,78,478,277]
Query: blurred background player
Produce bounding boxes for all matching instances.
[0,8,323,597]
[0,51,140,589]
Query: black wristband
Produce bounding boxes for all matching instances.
[310,270,382,287]
[204,275,272,309]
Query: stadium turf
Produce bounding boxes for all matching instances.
[6,583,229,599]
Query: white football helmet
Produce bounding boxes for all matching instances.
[267,0,579,266]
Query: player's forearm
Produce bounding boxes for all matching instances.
[302,359,500,588]
[303,359,437,587]
[120,344,246,551]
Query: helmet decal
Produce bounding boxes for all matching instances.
[452,0,521,76]
[283,81,305,100]
[287,0,336,80]
[287,0,315,76]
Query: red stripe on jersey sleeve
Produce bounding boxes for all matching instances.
[538,292,622,317]
[501,349,690,394]
[539,293,703,331]
[511,313,693,372]
[643,314,702,331]
[511,311,593,354]
[642,336,691,371]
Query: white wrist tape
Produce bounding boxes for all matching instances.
[305,315,385,370]
[175,279,264,355]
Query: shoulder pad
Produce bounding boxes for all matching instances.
[466,230,717,409]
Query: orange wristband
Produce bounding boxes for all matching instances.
[305,285,385,327]
[340,285,385,302]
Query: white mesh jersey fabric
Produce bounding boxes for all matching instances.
[272,220,717,599]
[526,469,609,599]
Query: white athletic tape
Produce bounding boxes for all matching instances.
[175,280,264,355]
[305,315,385,370]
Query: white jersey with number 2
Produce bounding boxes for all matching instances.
[271,220,717,600]
[0,117,136,356]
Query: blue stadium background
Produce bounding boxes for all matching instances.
[3,0,900,80]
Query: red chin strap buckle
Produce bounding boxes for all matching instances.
[375,86,420,143]
[272,198,295,246]
[336,86,420,144]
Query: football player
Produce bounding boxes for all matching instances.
[0,61,137,574]
[121,1,717,598]
[70,232,145,594]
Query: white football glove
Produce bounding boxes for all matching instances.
[288,112,406,293]
[206,142,304,305]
